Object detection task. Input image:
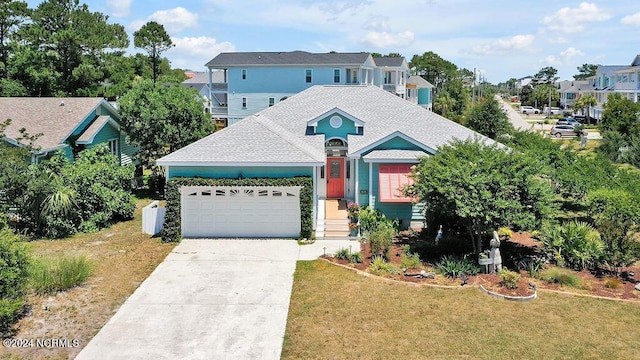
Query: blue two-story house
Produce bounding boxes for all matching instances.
[204,51,432,127]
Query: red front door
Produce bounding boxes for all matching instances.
[326,157,345,198]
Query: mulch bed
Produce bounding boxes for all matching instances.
[324,232,640,301]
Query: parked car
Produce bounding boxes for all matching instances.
[556,117,582,127]
[572,114,597,124]
[520,106,541,114]
[549,125,578,138]
[543,106,563,115]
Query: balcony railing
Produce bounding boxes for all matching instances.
[211,106,228,116]
[383,84,406,95]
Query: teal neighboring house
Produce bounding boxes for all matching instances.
[157,85,492,239]
[1,97,136,164]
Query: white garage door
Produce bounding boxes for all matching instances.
[180,186,302,238]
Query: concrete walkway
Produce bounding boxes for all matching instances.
[495,95,535,131]
[76,239,358,360]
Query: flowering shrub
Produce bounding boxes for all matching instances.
[347,202,359,217]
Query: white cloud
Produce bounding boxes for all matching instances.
[148,7,198,34]
[545,47,585,66]
[542,2,610,34]
[470,34,535,56]
[168,36,236,70]
[106,0,132,18]
[360,30,414,48]
[621,12,640,26]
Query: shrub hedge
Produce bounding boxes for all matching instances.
[162,176,313,242]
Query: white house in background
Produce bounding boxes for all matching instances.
[558,80,591,109]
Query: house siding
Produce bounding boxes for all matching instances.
[315,114,358,139]
[87,121,120,150]
[168,166,313,179]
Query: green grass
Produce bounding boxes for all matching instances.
[29,254,94,295]
[282,260,640,360]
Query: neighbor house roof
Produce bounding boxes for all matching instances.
[158,85,492,167]
[206,51,372,68]
[181,71,225,85]
[373,57,406,67]
[407,75,434,88]
[0,97,111,152]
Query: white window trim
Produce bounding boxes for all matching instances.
[305,69,312,83]
[107,138,118,155]
[333,68,340,83]
[268,97,275,107]
[241,69,247,80]
[242,97,247,109]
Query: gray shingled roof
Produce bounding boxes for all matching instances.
[1,97,106,151]
[373,57,405,67]
[158,85,493,166]
[206,51,371,68]
[157,115,325,166]
[76,115,111,143]
[407,75,434,88]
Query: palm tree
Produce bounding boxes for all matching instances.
[574,94,597,125]
[435,91,455,118]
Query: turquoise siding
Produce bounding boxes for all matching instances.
[168,166,313,179]
[315,114,358,139]
[87,121,119,150]
[374,136,424,151]
[418,88,431,105]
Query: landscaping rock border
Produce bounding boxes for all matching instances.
[479,284,537,302]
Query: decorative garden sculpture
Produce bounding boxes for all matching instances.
[489,230,502,274]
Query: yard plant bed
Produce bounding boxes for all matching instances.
[324,232,640,302]
[283,260,640,359]
[0,198,175,360]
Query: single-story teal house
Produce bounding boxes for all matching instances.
[1,97,135,164]
[157,85,492,238]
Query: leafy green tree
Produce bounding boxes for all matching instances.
[588,189,640,274]
[0,0,29,79]
[599,93,640,139]
[532,83,560,111]
[409,51,458,89]
[16,0,128,95]
[119,79,214,179]
[533,66,558,83]
[133,21,173,84]
[406,138,556,253]
[466,97,512,139]
[574,64,598,80]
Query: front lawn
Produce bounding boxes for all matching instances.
[283,260,640,359]
[1,197,175,360]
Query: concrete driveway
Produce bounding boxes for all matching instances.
[75,239,357,360]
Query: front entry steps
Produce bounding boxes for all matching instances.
[316,199,352,240]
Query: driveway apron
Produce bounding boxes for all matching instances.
[76,239,356,360]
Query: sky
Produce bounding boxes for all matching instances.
[25,0,640,83]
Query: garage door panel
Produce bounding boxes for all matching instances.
[180,186,302,238]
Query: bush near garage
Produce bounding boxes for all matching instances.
[0,223,30,336]
[163,176,313,243]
